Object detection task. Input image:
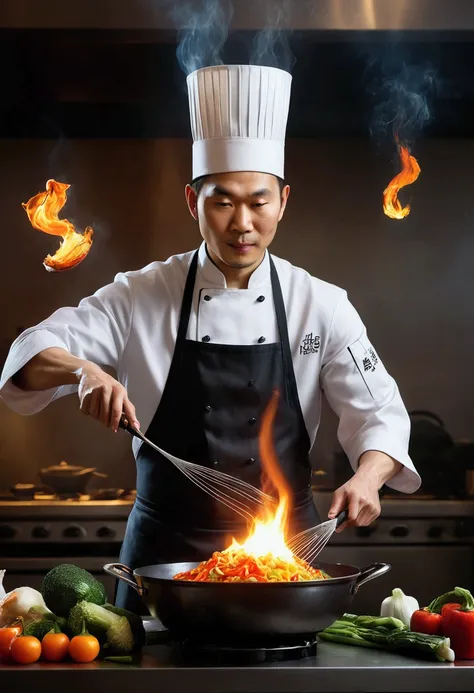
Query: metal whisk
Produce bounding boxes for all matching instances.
[119,416,275,522]
[288,510,347,564]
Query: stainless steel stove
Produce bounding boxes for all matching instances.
[314,493,474,613]
[2,489,474,610]
[0,489,135,598]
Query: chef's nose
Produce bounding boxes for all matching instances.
[231,203,254,233]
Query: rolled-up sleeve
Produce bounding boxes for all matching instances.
[320,293,420,494]
[0,273,133,416]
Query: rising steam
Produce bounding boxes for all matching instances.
[162,0,233,75]
[369,62,437,148]
[250,0,295,73]
[160,0,295,75]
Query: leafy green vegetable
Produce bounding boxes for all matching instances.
[320,613,454,662]
[23,618,61,639]
[26,605,69,632]
[389,629,455,662]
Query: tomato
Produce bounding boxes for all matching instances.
[0,624,23,660]
[10,636,42,664]
[68,635,100,663]
[41,633,70,662]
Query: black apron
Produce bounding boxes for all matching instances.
[115,250,320,612]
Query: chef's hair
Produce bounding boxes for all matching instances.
[190,175,286,198]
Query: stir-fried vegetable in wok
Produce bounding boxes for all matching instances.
[174,547,330,583]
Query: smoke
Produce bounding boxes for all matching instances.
[368,60,438,149]
[250,0,295,73]
[158,0,296,75]
[163,0,234,75]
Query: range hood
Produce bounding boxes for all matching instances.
[1,1,474,139]
[1,0,474,31]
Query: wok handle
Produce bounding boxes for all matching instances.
[352,563,391,594]
[103,562,147,597]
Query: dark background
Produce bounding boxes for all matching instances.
[1,28,473,489]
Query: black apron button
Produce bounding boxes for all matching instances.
[213,460,219,467]
[249,417,257,425]
[205,405,212,412]
[257,295,265,302]
[246,457,256,465]
[202,335,211,342]
[248,380,255,387]
[204,295,212,301]
[258,336,266,343]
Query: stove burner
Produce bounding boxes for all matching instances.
[177,635,318,664]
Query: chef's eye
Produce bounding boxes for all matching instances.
[253,202,267,208]
[216,202,232,207]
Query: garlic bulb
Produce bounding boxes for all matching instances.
[380,588,419,627]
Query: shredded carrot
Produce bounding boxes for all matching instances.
[173,547,330,583]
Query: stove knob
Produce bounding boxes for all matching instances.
[63,525,86,539]
[454,522,468,539]
[356,525,377,538]
[0,524,16,539]
[427,525,444,539]
[32,526,50,539]
[390,524,410,538]
[96,526,116,539]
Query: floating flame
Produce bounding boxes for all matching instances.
[227,389,294,561]
[22,179,93,272]
[383,141,421,220]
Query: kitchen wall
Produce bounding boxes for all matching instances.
[1,137,473,489]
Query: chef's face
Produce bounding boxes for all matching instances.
[185,172,289,273]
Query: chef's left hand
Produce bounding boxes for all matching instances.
[328,451,403,532]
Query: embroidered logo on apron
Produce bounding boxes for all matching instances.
[300,332,320,356]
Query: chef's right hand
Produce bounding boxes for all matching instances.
[76,361,139,433]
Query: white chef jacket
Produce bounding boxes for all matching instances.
[0,242,420,494]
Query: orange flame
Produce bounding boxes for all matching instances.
[228,390,294,560]
[383,142,421,219]
[22,179,93,271]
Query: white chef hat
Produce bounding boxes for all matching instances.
[186,64,292,181]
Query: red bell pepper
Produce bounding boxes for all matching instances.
[410,608,443,635]
[429,587,474,660]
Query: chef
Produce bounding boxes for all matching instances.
[0,64,420,612]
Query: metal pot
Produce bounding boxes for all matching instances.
[104,561,390,641]
[39,461,107,494]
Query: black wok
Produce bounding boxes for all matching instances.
[104,561,390,641]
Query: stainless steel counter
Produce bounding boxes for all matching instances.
[1,641,472,692]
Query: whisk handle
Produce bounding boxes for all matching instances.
[119,414,142,439]
[336,509,348,528]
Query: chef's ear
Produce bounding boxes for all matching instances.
[278,185,290,222]
[185,184,199,221]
